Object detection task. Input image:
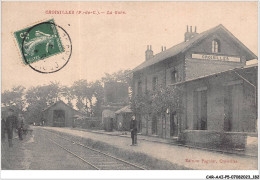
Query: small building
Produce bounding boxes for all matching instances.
[176,64,257,150]
[102,106,124,131]
[115,105,133,131]
[43,101,84,127]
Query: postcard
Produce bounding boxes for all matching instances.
[1,1,258,179]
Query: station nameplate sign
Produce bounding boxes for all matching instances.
[192,53,240,62]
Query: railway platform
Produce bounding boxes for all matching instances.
[43,126,257,170]
[72,128,258,157]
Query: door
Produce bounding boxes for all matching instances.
[224,86,232,131]
[193,90,207,130]
[136,114,141,133]
[170,112,178,137]
[152,115,158,135]
[53,110,65,127]
[224,84,242,131]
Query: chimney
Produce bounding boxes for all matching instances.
[184,25,199,42]
[145,45,153,61]
[161,46,167,52]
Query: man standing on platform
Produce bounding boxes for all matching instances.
[130,116,137,146]
[1,117,6,141]
[5,108,17,147]
[17,113,24,140]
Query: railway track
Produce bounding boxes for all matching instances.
[43,129,146,170]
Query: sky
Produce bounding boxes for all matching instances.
[2,1,258,92]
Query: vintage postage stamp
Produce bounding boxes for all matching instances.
[14,19,64,65]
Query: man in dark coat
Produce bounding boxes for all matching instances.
[1,117,6,141]
[130,116,137,146]
[5,108,17,147]
[17,113,24,140]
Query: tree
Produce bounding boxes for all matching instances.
[91,80,104,117]
[61,85,74,107]
[86,82,95,113]
[130,85,183,135]
[151,85,183,115]
[131,91,153,135]
[45,81,62,105]
[25,86,47,124]
[102,69,132,87]
[1,85,26,111]
[71,79,95,113]
[25,82,62,124]
[71,79,87,110]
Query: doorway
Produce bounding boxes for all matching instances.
[224,84,242,131]
[170,112,178,137]
[53,110,65,127]
[152,115,158,135]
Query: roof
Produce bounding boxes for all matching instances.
[169,63,258,86]
[133,24,257,72]
[73,114,85,119]
[115,105,132,114]
[42,101,81,113]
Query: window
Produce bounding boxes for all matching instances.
[193,89,207,130]
[212,39,220,53]
[137,81,142,94]
[152,77,158,91]
[171,70,178,84]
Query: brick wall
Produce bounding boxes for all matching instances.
[133,56,184,96]
[179,130,247,150]
[183,68,257,133]
[185,31,247,80]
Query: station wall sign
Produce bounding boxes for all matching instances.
[192,53,240,62]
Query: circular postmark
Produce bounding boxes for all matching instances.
[21,21,72,74]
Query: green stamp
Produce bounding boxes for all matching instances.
[14,19,64,65]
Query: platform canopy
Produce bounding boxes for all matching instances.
[115,105,132,114]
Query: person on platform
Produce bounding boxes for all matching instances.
[5,108,17,147]
[17,113,24,140]
[1,117,6,141]
[130,116,137,146]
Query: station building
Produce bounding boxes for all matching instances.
[132,24,257,150]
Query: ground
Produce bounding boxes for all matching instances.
[1,126,258,170]
[1,127,94,170]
